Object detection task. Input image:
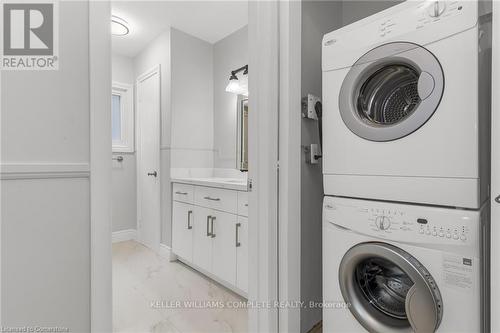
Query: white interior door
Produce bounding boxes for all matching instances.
[136,65,161,252]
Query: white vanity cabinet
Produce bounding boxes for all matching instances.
[171,201,194,262]
[210,210,238,285]
[236,216,248,292]
[171,182,248,296]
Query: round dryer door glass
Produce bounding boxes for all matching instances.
[339,242,443,333]
[357,64,421,125]
[338,42,444,141]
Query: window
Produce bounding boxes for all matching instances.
[112,94,122,141]
[112,82,134,152]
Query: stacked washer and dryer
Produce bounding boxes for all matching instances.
[321,1,491,333]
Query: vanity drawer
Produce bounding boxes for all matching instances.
[173,183,195,204]
[237,191,248,217]
[194,186,237,214]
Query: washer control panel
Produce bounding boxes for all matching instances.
[324,196,481,247]
[366,208,470,242]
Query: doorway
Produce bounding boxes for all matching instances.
[108,2,255,332]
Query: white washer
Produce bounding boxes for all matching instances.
[321,1,491,209]
[323,196,489,333]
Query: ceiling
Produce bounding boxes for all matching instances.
[111,1,248,58]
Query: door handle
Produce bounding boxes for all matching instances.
[211,216,216,238]
[147,171,158,177]
[495,195,500,204]
[235,223,241,247]
[206,216,212,236]
[187,210,193,230]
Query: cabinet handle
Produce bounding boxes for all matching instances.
[204,196,221,201]
[175,191,188,195]
[206,216,212,236]
[235,223,241,247]
[244,203,248,207]
[211,216,216,238]
[187,210,193,229]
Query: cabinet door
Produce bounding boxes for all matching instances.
[236,216,248,293]
[193,206,213,273]
[211,211,237,285]
[172,201,194,261]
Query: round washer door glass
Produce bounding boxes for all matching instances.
[339,242,443,333]
[338,42,444,142]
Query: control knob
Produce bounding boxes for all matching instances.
[375,216,391,230]
[428,1,446,17]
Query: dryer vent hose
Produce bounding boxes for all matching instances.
[315,101,323,160]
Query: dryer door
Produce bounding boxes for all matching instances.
[338,242,443,333]
[338,42,444,142]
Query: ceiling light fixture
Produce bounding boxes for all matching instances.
[225,65,249,96]
[111,15,130,36]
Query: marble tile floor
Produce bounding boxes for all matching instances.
[113,241,248,333]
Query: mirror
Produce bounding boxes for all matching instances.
[237,96,248,171]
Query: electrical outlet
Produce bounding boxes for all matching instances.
[310,144,320,164]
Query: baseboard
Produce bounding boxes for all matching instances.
[158,243,177,261]
[112,229,137,243]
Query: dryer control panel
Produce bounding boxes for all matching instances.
[323,196,482,254]
[322,0,478,71]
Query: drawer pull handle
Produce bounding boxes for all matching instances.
[206,216,212,236]
[235,223,241,247]
[187,210,193,230]
[244,203,248,207]
[204,196,221,201]
[175,191,188,195]
[211,217,216,238]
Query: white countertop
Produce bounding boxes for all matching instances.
[171,177,248,191]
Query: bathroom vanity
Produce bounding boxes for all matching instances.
[171,178,248,297]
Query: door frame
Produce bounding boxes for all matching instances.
[135,65,161,252]
[277,1,302,332]
[89,1,112,331]
[247,1,280,332]
[490,1,500,331]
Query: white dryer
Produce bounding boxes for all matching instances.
[323,196,489,333]
[322,1,491,209]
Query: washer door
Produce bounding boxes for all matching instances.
[338,42,444,141]
[339,242,443,333]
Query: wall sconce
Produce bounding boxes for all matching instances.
[225,65,249,96]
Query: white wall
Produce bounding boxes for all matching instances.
[170,28,214,169]
[213,26,248,169]
[111,54,137,233]
[341,0,401,26]
[134,30,172,245]
[112,54,135,83]
[300,1,343,332]
[1,2,91,331]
